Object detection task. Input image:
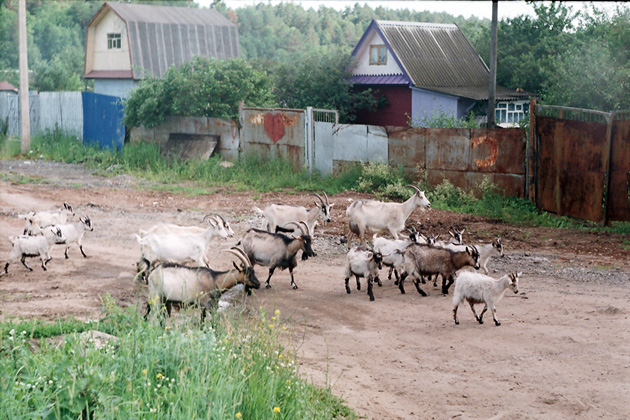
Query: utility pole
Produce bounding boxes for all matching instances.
[487,0,498,128]
[19,0,31,154]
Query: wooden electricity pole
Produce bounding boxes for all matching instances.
[487,0,498,128]
[18,0,31,154]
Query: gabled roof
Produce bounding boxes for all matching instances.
[88,2,240,80]
[352,20,530,100]
[0,81,18,92]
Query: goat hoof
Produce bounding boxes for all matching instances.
[265,284,272,289]
[455,320,459,325]
[478,319,484,324]
[292,285,298,290]
[495,321,501,326]
[369,296,375,301]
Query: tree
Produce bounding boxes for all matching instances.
[271,48,382,123]
[124,57,275,128]
[542,4,630,110]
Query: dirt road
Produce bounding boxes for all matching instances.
[1,159,629,419]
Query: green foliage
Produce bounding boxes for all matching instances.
[270,48,382,123]
[124,57,275,128]
[0,299,356,419]
[354,162,411,200]
[409,108,480,128]
[541,6,630,110]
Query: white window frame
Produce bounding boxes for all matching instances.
[495,100,529,125]
[107,33,121,50]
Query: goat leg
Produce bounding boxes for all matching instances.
[387,266,394,280]
[453,304,460,325]
[4,262,9,274]
[79,244,87,258]
[345,277,351,294]
[355,274,361,291]
[367,276,375,301]
[21,256,34,271]
[442,275,454,295]
[398,273,407,294]
[289,267,298,289]
[65,247,70,259]
[375,275,382,287]
[412,278,427,296]
[491,306,501,326]
[265,268,276,289]
[143,302,152,321]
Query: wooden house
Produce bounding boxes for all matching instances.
[351,20,530,127]
[84,2,240,98]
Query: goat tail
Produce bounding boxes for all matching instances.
[252,206,265,215]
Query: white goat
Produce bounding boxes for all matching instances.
[252,192,333,234]
[135,217,229,273]
[54,216,94,259]
[345,184,430,248]
[139,214,234,238]
[453,271,521,326]
[344,245,383,301]
[4,226,66,273]
[145,247,260,323]
[20,203,74,235]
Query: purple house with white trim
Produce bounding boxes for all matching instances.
[351,20,530,127]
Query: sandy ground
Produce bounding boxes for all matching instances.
[0,159,629,420]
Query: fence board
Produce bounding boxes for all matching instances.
[535,116,608,222]
[607,118,630,221]
[82,92,125,150]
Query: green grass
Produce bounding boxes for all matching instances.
[1,130,629,235]
[0,297,356,419]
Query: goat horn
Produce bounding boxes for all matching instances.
[323,191,329,205]
[312,193,325,205]
[299,220,312,236]
[405,184,422,194]
[283,221,303,235]
[225,246,251,267]
[203,214,221,224]
[213,213,227,225]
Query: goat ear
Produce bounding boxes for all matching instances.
[366,252,373,259]
[466,246,471,255]
[329,203,335,207]
[232,261,242,272]
[449,230,454,237]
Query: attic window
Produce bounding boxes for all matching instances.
[369,45,387,65]
[108,33,121,49]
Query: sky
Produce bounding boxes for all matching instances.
[195,0,625,20]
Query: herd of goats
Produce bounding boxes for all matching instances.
[4,185,521,326]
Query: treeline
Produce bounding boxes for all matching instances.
[0,0,628,112]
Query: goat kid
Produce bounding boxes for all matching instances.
[145,247,260,323]
[20,202,74,235]
[5,227,66,273]
[346,184,430,248]
[239,221,315,291]
[453,271,521,326]
[53,216,94,258]
[344,245,383,301]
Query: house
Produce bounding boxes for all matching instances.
[351,20,530,127]
[0,81,18,95]
[84,2,240,99]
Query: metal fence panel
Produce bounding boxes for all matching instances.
[535,116,608,222]
[607,117,630,221]
[82,92,125,150]
[241,108,305,168]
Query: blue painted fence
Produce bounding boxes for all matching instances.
[82,92,125,150]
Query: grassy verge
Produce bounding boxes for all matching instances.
[0,297,356,419]
[1,130,628,234]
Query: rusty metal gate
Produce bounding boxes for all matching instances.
[528,101,630,224]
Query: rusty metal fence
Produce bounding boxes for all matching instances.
[528,100,630,224]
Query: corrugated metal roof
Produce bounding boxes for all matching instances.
[104,2,240,79]
[374,20,488,88]
[352,74,410,85]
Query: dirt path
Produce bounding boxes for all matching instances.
[1,159,629,419]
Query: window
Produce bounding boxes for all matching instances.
[495,101,528,125]
[108,33,121,49]
[369,45,387,65]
